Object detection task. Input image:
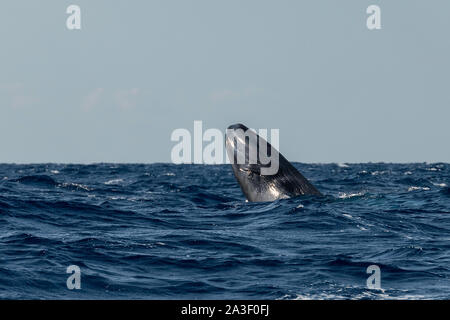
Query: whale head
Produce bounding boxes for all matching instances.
[225,123,322,202]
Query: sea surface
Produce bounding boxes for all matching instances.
[0,163,449,299]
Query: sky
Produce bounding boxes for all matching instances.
[0,0,449,163]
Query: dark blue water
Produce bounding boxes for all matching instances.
[0,163,449,299]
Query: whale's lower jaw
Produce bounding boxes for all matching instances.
[226,123,322,202]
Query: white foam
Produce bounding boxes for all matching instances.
[407,186,430,192]
[60,182,90,191]
[285,290,426,300]
[338,192,364,199]
[110,196,126,200]
[105,178,124,185]
[337,163,349,168]
[432,182,447,187]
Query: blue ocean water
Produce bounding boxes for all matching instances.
[0,163,449,299]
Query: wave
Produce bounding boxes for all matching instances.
[13,175,58,187]
[0,163,448,299]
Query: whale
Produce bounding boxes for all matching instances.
[225,123,322,202]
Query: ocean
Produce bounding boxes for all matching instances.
[0,163,448,299]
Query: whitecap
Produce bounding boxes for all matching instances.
[287,290,427,300]
[432,182,447,187]
[338,192,364,199]
[105,178,124,185]
[407,186,430,192]
[110,196,126,200]
[60,182,91,191]
[371,170,387,176]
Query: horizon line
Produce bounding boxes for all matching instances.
[0,161,448,165]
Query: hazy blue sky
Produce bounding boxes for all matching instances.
[1,0,449,163]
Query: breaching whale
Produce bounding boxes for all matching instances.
[225,123,322,202]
